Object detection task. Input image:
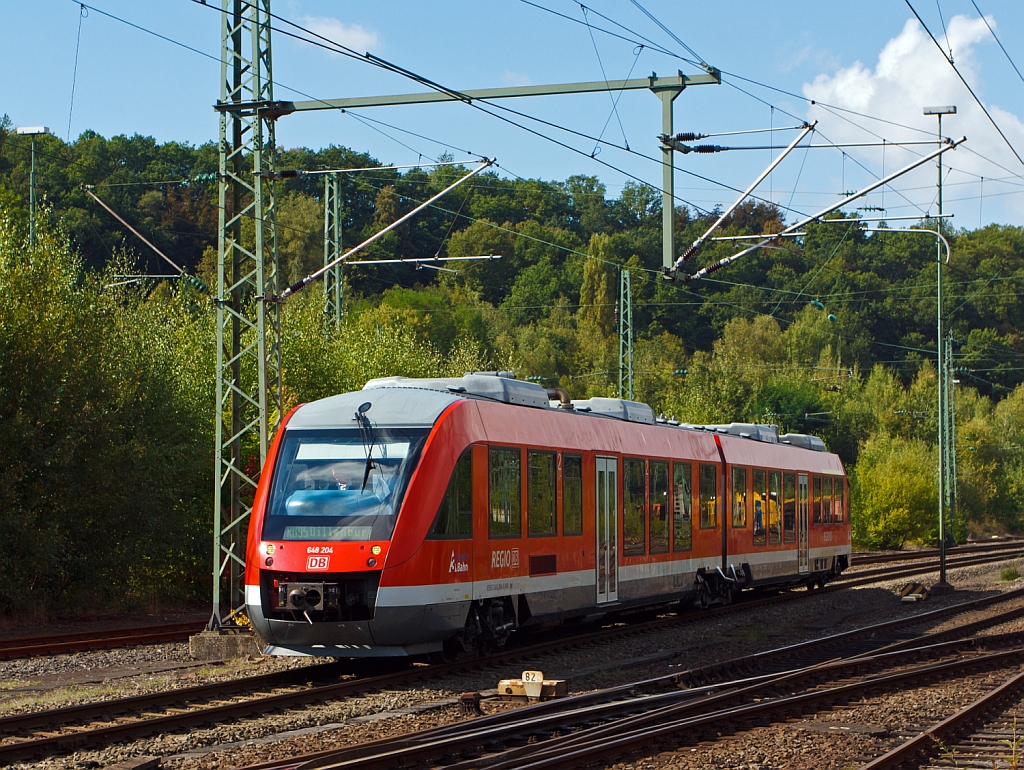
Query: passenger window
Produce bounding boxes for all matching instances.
[813,476,822,525]
[672,462,692,552]
[623,458,646,556]
[822,476,833,524]
[732,467,747,528]
[834,478,845,523]
[649,461,669,554]
[769,471,782,544]
[527,451,557,536]
[783,472,796,543]
[753,469,767,545]
[429,449,473,539]
[488,447,522,538]
[562,454,583,535]
[699,464,718,529]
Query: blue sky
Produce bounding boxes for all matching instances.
[3,0,1024,228]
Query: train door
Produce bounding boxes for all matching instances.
[797,473,809,573]
[595,456,618,603]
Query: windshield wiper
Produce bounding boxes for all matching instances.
[354,402,376,491]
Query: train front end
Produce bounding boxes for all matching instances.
[245,387,458,657]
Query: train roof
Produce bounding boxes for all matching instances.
[280,372,833,454]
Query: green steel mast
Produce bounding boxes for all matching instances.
[211,0,282,627]
[324,173,343,323]
[618,269,634,401]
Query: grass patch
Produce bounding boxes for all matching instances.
[1001,566,1021,582]
[0,680,39,691]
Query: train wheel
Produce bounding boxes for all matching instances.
[697,584,710,610]
[721,584,734,605]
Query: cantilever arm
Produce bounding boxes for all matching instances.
[668,121,817,274]
[273,159,495,301]
[680,137,966,283]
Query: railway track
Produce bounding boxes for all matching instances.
[0,542,1014,664]
[0,621,203,660]
[850,538,1023,567]
[4,578,1024,765]
[838,545,1024,588]
[861,666,1024,769]
[237,600,1024,770]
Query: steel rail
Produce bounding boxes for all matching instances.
[860,668,1024,769]
[0,622,205,660]
[4,558,1021,761]
[286,637,1024,770]
[851,539,1024,566]
[0,621,200,649]
[287,646,1024,770]
[838,547,1024,586]
[485,652,1024,770]
[235,595,1024,770]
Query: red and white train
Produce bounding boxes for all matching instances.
[245,372,850,658]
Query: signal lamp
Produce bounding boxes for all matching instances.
[371,545,382,555]
[367,557,377,568]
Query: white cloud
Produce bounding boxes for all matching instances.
[302,15,380,53]
[502,70,532,87]
[802,15,1024,215]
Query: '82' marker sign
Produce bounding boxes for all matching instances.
[307,556,329,570]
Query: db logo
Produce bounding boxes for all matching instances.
[307,556,329,570]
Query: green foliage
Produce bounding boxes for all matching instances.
[851,436,937,549]
[5,121,1024,614]
[1002,566,1021,582]
[0,209,213,613]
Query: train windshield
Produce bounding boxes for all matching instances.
[263,428,428,542]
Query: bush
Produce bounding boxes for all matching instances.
[851,435,938,550]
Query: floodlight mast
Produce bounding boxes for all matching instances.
[675,136,966,282]
[668,121,817,270]
[272,159,495,302]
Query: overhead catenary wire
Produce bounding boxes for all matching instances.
[971,0,1024,86]
[904,0,1024,168]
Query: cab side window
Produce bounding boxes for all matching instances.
[429,449,472,539]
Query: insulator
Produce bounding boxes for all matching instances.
[677,244,699,264]
[673,132,705,142]
[692,145,725,154]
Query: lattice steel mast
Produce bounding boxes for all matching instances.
[618,270,633,400]
[211,0,282,628]
[324,173,343,323]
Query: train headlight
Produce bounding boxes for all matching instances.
[367,557,377,567]
[371,545,382,555]
[265,556,274,567]
[265,543,275,555]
